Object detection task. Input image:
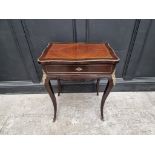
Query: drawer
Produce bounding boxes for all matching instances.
[45,64,113,74]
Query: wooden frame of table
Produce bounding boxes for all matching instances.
[38,42,119,122]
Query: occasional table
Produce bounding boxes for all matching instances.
[38,43,119,122]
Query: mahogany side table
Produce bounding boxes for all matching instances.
[38,43,119,122]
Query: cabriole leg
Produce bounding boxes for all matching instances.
[100,76,114,121]
[96,79,100,96]
[57,79,62,96]
[44,77,57,122]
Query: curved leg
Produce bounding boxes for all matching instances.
[96,79,100,96]
[44,77,57,122]
[100,76,114,121]
[57,79,62,96]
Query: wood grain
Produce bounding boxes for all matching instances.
[38,43,119,63]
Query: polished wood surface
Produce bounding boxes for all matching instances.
[38,42,119,122]
[38,43,119,63]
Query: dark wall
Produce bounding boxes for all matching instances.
[0,19,155,93]
[0,20,30,81]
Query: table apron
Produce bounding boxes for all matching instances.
[45,64,113,74]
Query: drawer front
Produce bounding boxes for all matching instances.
[45,64,113,74]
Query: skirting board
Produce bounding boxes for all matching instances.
[0,78,155,94]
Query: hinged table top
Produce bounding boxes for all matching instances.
[38,43,119,63]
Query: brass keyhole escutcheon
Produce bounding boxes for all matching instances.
[75,67,83,71]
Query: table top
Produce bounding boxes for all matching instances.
[38,43,119,63]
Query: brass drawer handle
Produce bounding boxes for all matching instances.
[75,67,83,71]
